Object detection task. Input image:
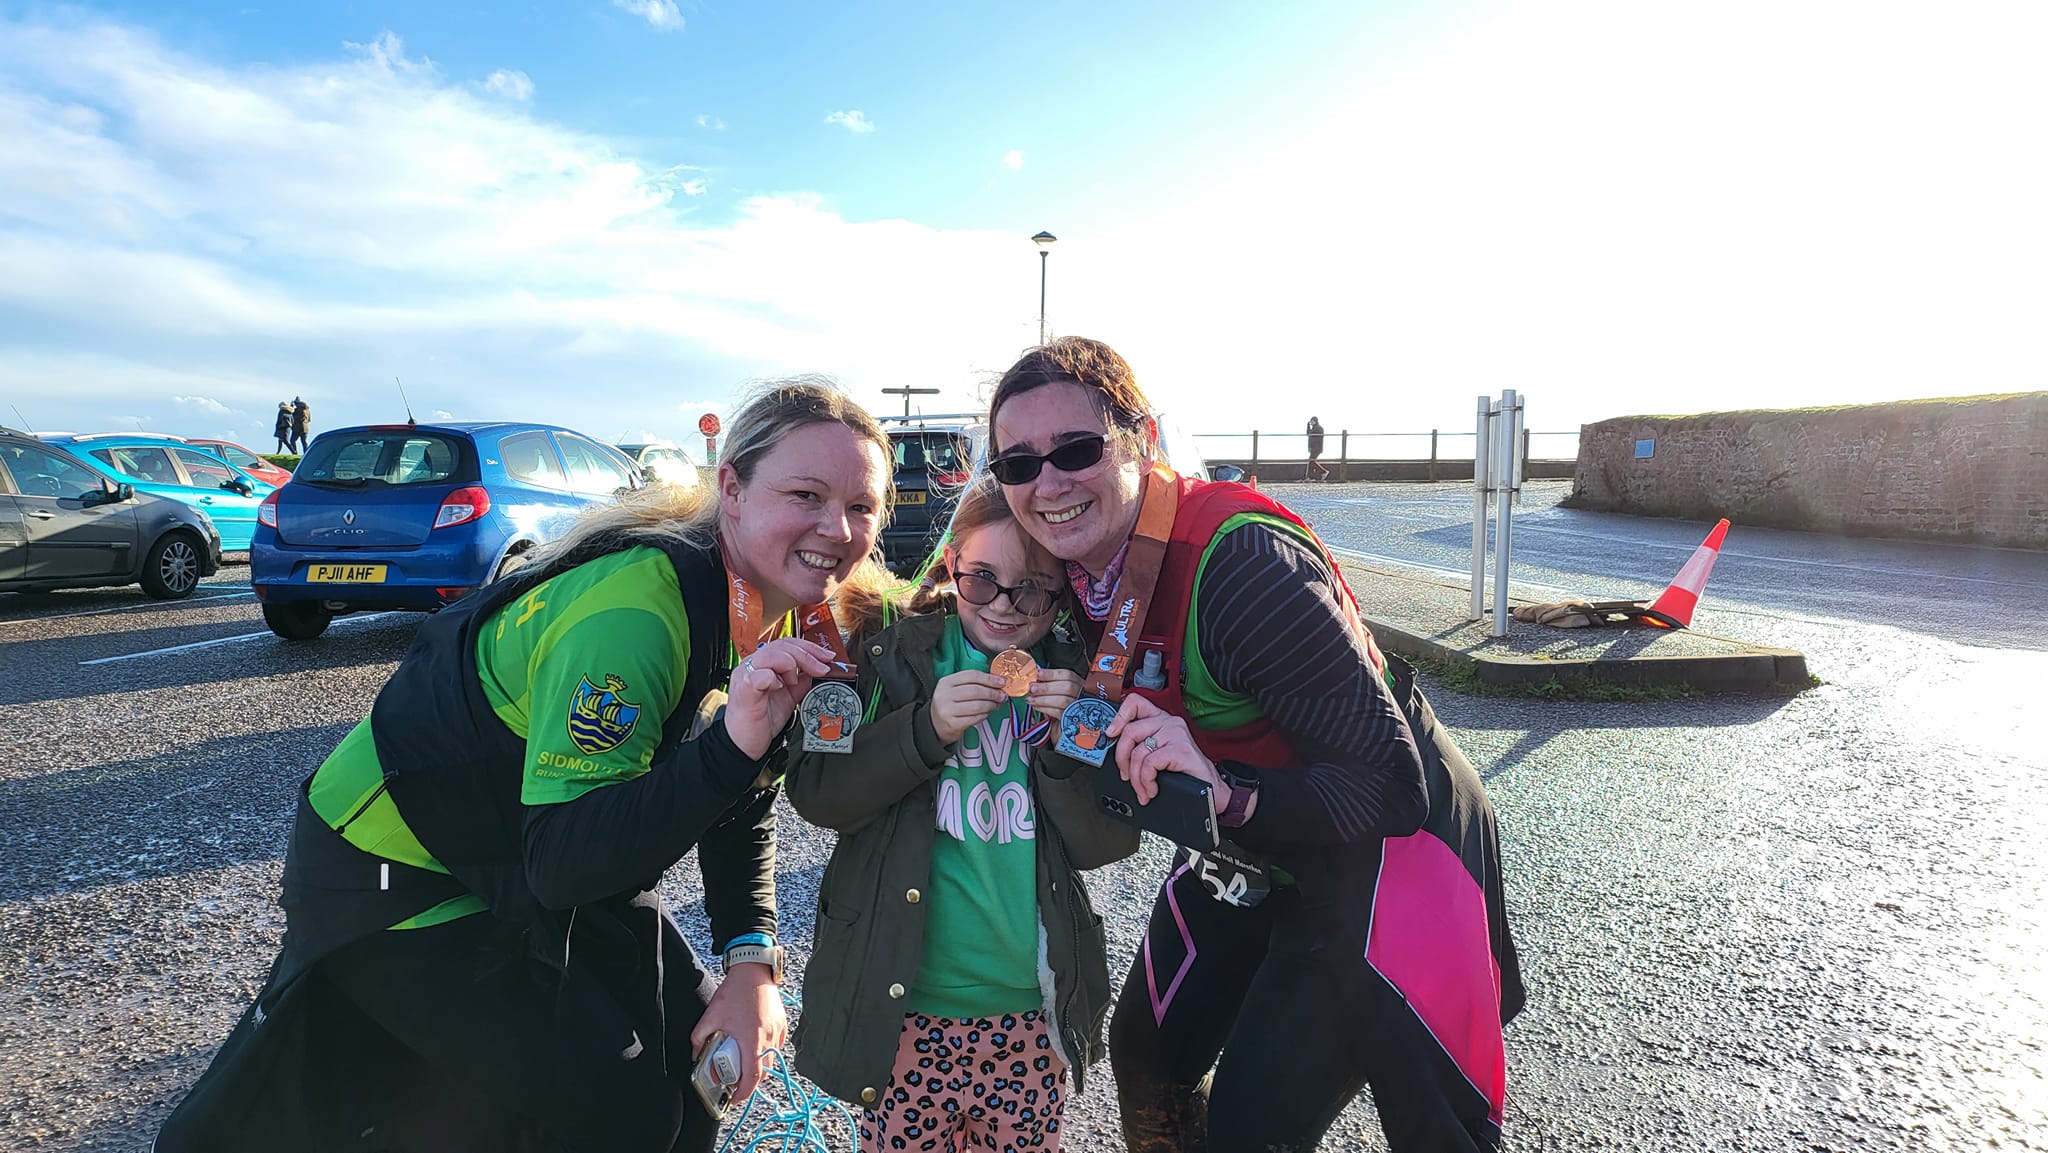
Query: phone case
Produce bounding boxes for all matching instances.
[690,1031,743,1119]
[1091,762,1220,851]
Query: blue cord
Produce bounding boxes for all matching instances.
[717,989,861,1153]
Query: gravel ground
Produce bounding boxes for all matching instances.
[3,507,2044,1152]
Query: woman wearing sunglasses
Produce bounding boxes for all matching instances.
[786,473,1138,1152]
[985,337,1525,1152]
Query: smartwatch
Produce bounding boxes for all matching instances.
[721,935,785,984]
[1216,764,1260,829]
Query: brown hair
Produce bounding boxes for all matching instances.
[987,337,1153,455]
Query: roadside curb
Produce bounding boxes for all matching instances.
[1336,558,1811,696]
[1361,613,1811,694]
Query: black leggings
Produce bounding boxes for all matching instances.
[1108,854,1500,1153]
[320,907,720,1153]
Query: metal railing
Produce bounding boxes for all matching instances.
[1193,429,1579,466]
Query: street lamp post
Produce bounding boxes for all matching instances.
[1032,231,1057,344]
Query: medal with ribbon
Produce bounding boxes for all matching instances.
[990,649,1053,746]
[725,553,860,754]
[1055,464,1181,766]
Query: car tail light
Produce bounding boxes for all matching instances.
[434,486,492,529]
[931,471,970,487]
[257,489,280,528]
[436,586,476,602]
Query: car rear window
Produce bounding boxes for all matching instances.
[298,432,469,486]
[892,433,966,474]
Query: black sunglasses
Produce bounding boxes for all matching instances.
[954,570,1057,617]
[987,435,1107,486]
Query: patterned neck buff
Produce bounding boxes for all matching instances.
[1065,538,1132,622]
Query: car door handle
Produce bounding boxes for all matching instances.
[28,510,55,519]
[199,496,215,504]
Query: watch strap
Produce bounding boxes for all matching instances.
[1217,764,1258,828]
[721,943,784,983]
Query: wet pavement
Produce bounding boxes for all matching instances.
[2,486,2045,1151]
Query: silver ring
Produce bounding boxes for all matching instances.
[1144,736,1159,751]
[742,657,754,672]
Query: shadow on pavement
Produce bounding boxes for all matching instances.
[0,724,352,902]
[0,618,419,707]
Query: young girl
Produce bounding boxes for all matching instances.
[788,474,1138,1153]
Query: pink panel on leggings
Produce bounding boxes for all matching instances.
[1363,833,1507,1124]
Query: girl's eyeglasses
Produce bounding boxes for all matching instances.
[987,435,1107,486]
[954,570,1057,617]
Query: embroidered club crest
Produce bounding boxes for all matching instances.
[568,674,642,755]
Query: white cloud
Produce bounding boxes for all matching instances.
[824,109,875,135]
[482,68,532,101]
[2,4,2043,444]
[172,394,232,415]
[0,18,1037,438]
[432,408,454,420]
[696,113,724,131]
[613,0,683,31]
[1001,150,1023,171]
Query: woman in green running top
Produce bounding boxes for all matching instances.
[158,381,897,1153]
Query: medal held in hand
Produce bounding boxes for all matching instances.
[991,648,1037,697]
[1056,695,1119,765]
[724,546,861,754]
[800,680,862,754]
[1059,465,1182,767]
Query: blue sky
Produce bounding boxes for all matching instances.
[2,0,2043,455]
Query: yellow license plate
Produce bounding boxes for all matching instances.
[307,563,388,583]
[893,490,927,506]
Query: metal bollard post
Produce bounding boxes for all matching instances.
[1339,430,1348,482]
[1492,390,1519,638]
[1471,398,1491,622]
[1251,430,1259,473]
[1429,429,1438,482]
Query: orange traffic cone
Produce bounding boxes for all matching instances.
[1642,518,1729,629]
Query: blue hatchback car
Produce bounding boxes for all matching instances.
[250,421,645,639]
[39,433,274,551]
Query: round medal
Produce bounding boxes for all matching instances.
[1056,695,1119,765]
[990,648,1038,698]
[799,681,863,753]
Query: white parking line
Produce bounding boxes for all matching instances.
[0,590,251,626]
[79,612,402,665]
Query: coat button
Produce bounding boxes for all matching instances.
[905,888,921,904]
[888,983,905,999]
[870,643,884,656]
[861,1087,878,1104]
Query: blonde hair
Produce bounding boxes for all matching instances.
[516,379,897,604]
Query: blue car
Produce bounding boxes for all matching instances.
[250,421,647,639]
[40,433,273,551]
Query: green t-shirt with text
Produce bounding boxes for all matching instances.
[909,616,1044,1019]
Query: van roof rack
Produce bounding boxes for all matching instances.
[878,412,982,424]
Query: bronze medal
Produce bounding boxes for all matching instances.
[991,648,1037,698]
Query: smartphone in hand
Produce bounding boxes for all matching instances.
[691,1031,745,1120]
[1091,762,1220,851]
